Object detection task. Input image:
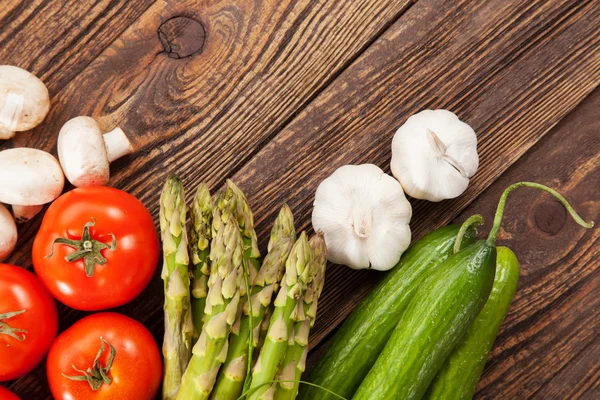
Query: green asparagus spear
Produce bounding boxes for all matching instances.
[248,232,314,400]
[189,184,213,343]
[217,180,261,280]
[160,175,194,400]
[275,233,327,400]
[176,212,245,400]
[211,205,296,399]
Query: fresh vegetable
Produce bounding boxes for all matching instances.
[0,148,65,221]
[0,65,50,140]
[189,183,213,343]
[390,109,479,201]
[300,224,477,400]
[275,233,327,400]
[352,182,592,400]
[312,164,412,271]
[160,176,193,400]
[0,205,17,261]
[12,204,43,224]
[0,264,58,381]
[212,205,296,400]
[176,212,245,400]
[0,385,20,400]
[248,232,314,400]
[57,116,134,188]
[32,186,159,310]
[46,312,162,400]
[352,239,496,400]
[424,246,519,400]
[218,180,261,280]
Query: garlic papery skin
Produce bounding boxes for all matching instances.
[390,109,479,202]
[312,164,412,271]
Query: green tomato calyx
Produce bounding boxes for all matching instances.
[62,337,116,391]
[46,218,117,277]
[0,310,27,341]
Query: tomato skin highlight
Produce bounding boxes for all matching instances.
[0,386,21,400]
[32,186,160,311]
[0,264,58,381]
[47,312,162,400]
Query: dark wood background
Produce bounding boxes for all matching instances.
[1,0,598,398]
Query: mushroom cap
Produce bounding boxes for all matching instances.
[58,116,110,187]
[0,148,65,205]
[0,203,17,261]
[0,65,50,132]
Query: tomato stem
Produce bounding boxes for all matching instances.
[0,310,27,341]
[45,218,117,277]
[62,337,116,391]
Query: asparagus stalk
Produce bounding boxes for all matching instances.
[212,205,296,399]
[248,232,314,400]
[160,175,194,400]
[176,212,246,400]
[189,184,213,343]
[275,233,327,400]
[217,180,261,280]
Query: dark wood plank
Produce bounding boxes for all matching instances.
[531,337,600,400]
[4,0,418,397]
[0,0,157,93]
[305,85,600,399]
[228,0,600,350]
[462,87,600,399]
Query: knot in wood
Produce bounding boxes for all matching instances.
[158,16,205,59]
[533,199,567,236]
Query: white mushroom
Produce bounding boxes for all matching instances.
[0,203,18,261]
[12,204,44,223]
[0,148,65,220]
[57,116,134,187]
[0,65,50,139]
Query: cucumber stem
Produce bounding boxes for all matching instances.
[454,214,485,254]
[237,380,348,400]
[487,182,594,246]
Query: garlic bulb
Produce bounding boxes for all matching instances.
[312,164,412,271]
[390,109,479,202]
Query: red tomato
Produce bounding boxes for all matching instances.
[0,264,58,381]
[0,386,20,400]
[32,186,159,310]
[47,312,162,400]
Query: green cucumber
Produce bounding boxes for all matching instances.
[352,182,592,400]
[352,240,497,400]
[300,224,477,400]
[424,246,519,400]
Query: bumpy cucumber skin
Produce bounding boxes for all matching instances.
[352,241,496,400]
[424,246,519,400]
[300,225,477,400]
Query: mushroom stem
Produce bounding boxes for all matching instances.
[12,204,44,223]
[104,128,133,163]
[0,126,14,139]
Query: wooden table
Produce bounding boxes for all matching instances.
[1,0,598,398]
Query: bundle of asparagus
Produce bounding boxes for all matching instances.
[160,175,327,400]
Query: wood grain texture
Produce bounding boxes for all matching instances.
[1,0,599,398]
[461,87,600,399]
[229,0,600,349]
[0,0,157,93]
[304,85,600,399]
[531,337,600,399]
[2,0,414,266]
